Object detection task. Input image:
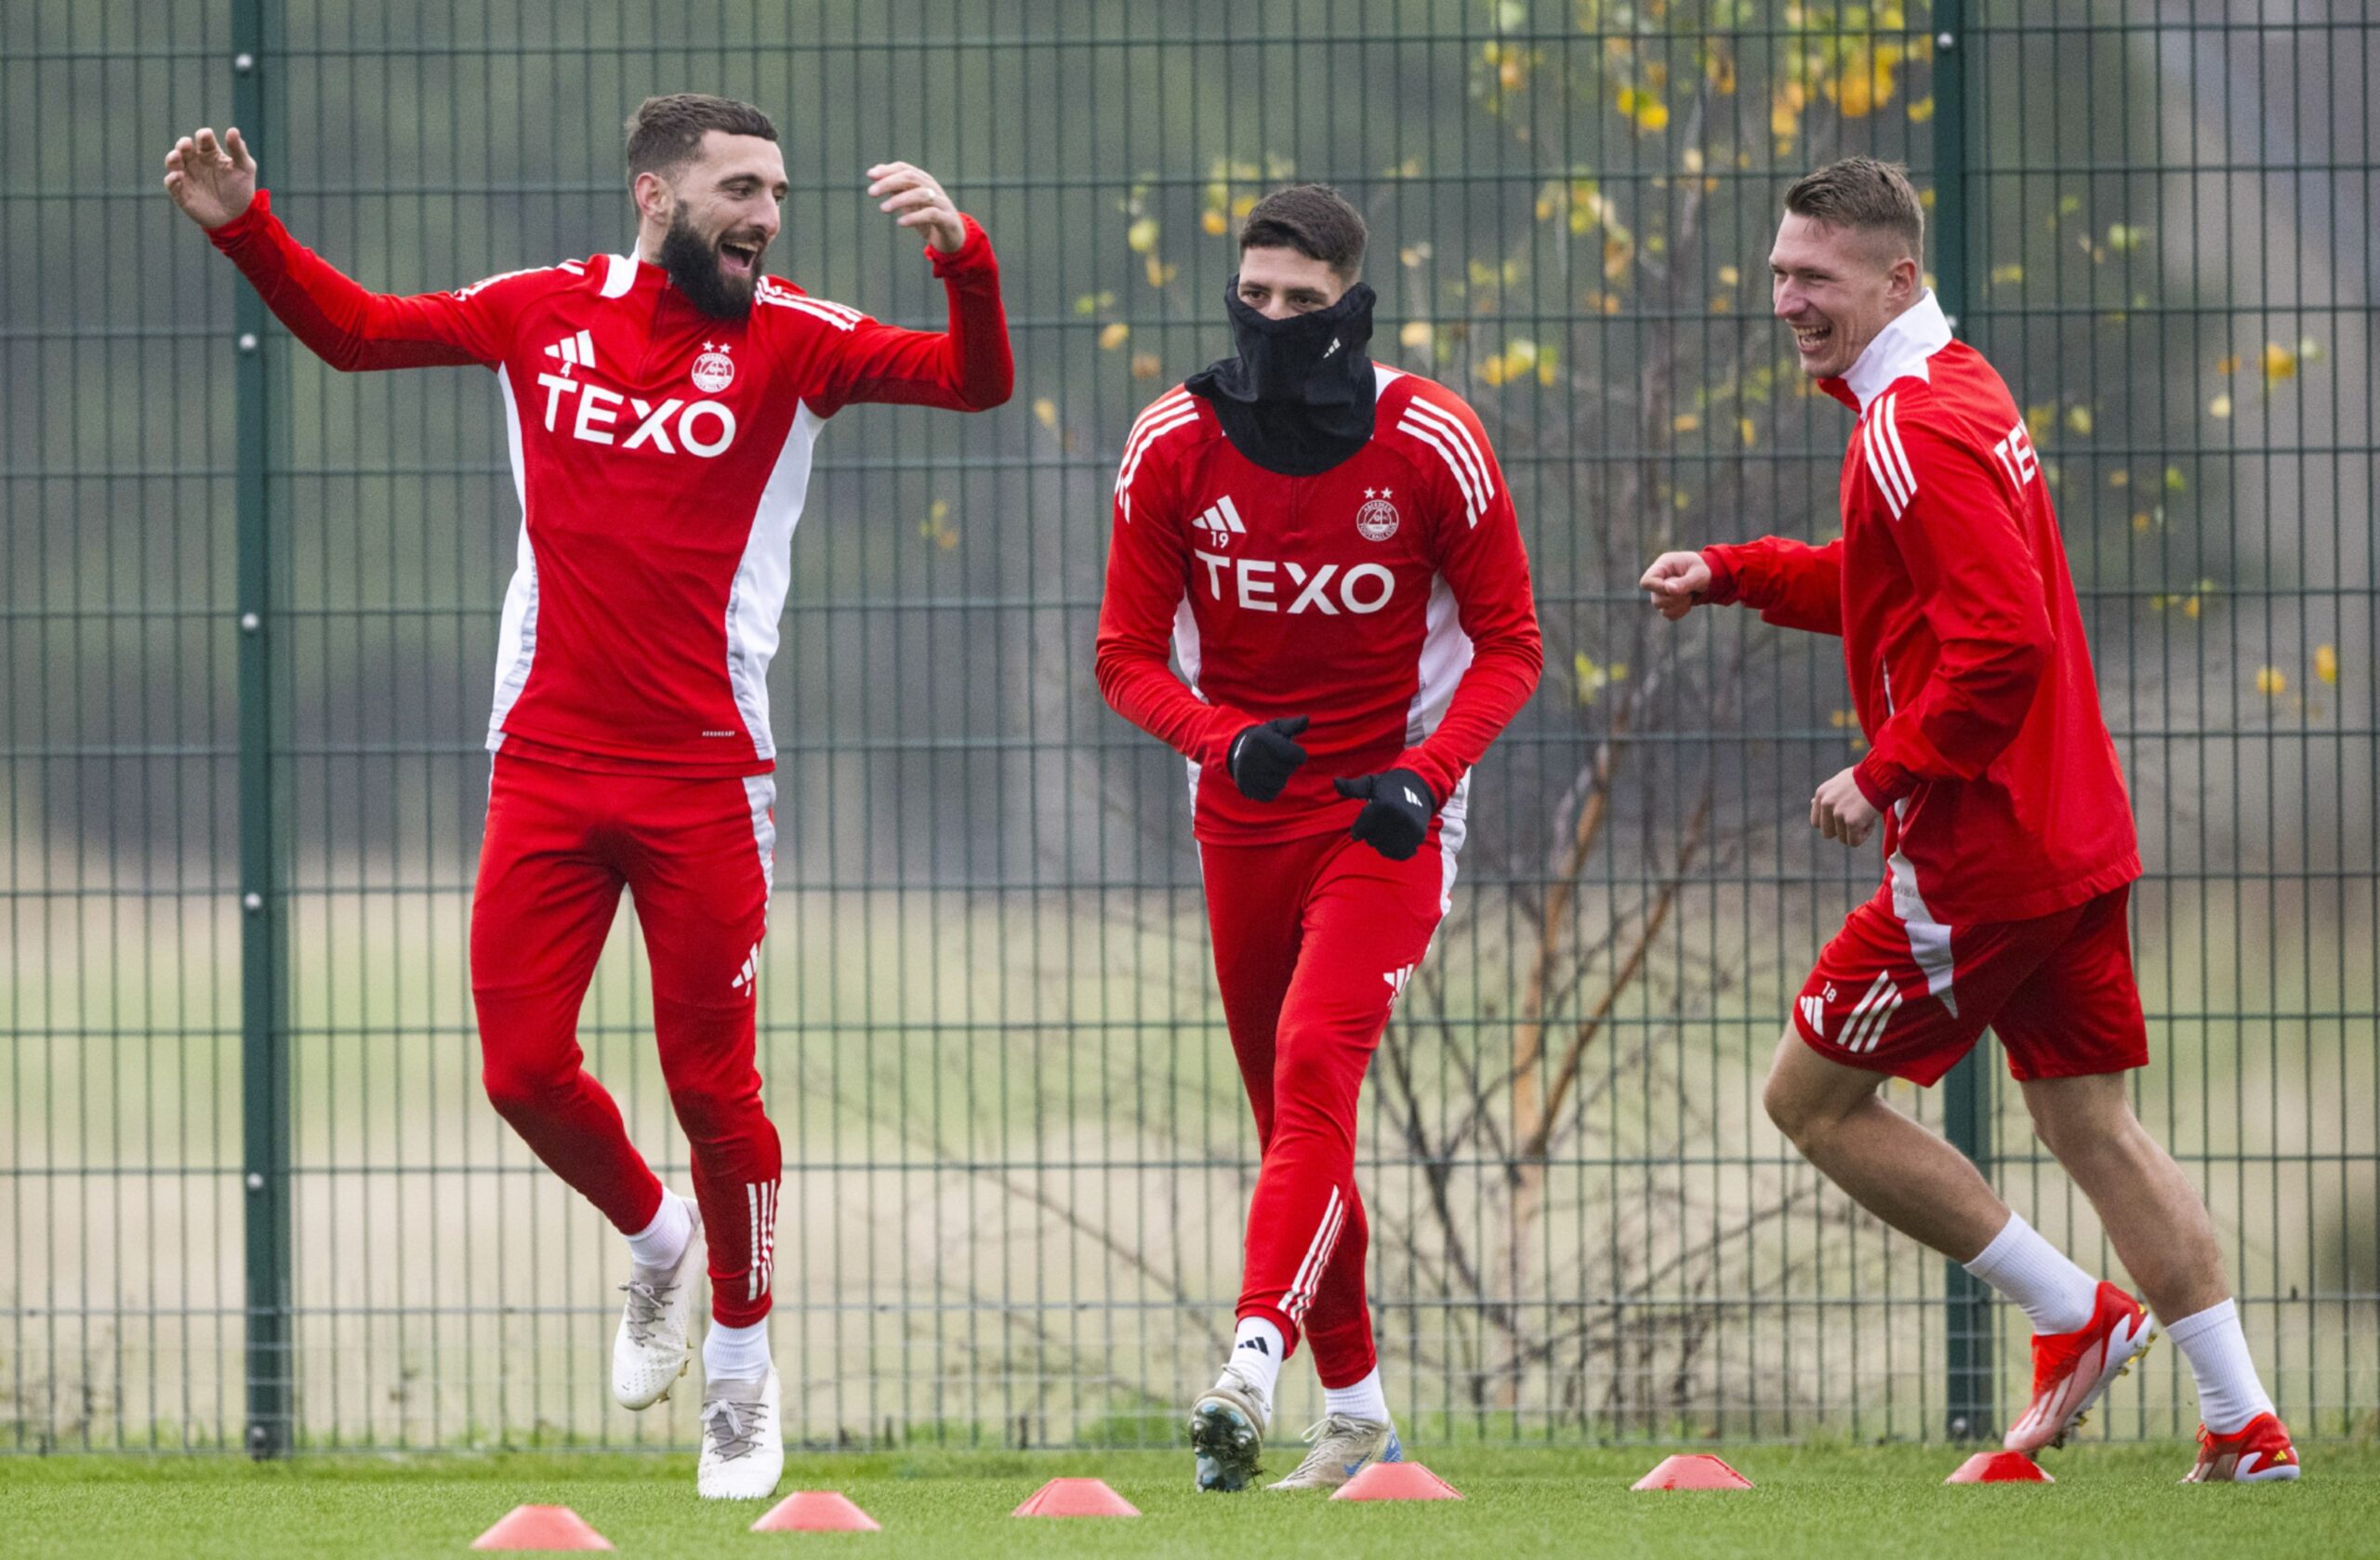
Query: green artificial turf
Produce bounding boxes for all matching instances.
[3,1442,2373,1559]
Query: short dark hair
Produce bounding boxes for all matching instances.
[1239,184,1368,280]
[624,93,778,180]
[1783,156,1924,263]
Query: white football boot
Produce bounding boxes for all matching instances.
[697,1366,785,1500]
[1268,1413,1403,1490]
[1188,1361,1273,1491]
[611,1197,705,1409]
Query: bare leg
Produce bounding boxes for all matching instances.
[1762,1031,2009,1261]
[2019,1072,2228,1322]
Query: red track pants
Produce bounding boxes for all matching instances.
[470,750,781,1328]
[1200,824,1454,1387]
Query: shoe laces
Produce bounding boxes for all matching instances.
[1285,1413,1371,1475]
[702,1393,769,1462]
[616,1276,675,1347]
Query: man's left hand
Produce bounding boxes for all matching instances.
[1811,765,1882,848]
[1333,769,1435,861]
[866,162,966,253]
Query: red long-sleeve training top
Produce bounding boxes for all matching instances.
[210,188,1012,774]
[1095,369,1541,845]
[1703,291,2139,925]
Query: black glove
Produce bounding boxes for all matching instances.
[1333,768,1435,861]
[1226,715,1310,802]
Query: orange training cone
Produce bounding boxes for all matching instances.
[1946,1450,2054,1484]
[1632,1454,1755,1490]
[1012,1477,1141,1517]
[751,1490,883,1532]
[470,1504,615,1550]
[1331,1461,1463,1501]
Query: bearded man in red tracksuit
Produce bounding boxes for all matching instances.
[1643,157,2295,1483]
[166,94,1012,1497]
[1096,185,1541,1492]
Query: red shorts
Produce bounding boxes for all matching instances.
[1792,882,2148,1086]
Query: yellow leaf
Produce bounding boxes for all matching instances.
[1145,256,1177,288]
[1478,357,1509,388]
[2255,666,2287,696]
[1603,234,1633,282]
[2065,405,2094,436]
[2183,596,2202,619]
[1399,319,1434,350]
[2215,353,2241,376]
[1033,397,1058,430]
[2132,512,2151,533]
[1400,245,1431,269]
[1126,217,1158,253]
[1829,709,1853,728]
[2209,393,2234,419]
[1991,263,2025,285]
[1201,208,1229,236]
[2261,342,2298,382]
[1633,97,1671,133]
[1770,88,1800,139]
[1099,322,1130,350]
[1739,418,1758,449]
[1682,147,1704,175]
[2315,645,2339,685]
[1537,359,1558,387]
[1907,94,1935,123]
[1130,352,1162,379]
[2165,466,2188,492]
[2109,469,2129,487]
[1717,265,1741,286]
[2025,405,2054,443]
[1231,194,1256,219]
[1673,413,1701,433]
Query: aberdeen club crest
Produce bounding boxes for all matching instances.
[1355,487,1400,541]
[691,341,735,393]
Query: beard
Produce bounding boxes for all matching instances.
[658,209,766,321]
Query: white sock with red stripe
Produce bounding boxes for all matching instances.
[1323,1368,1391,1425]
[1221,1315,1285,1406]
[2166,1299,2275,1435]
[1962,1211,2096,1335]
[626,1190,692,1271]
[704,1318,771,1381]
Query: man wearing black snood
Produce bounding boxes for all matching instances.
[1094,185,1543,1493]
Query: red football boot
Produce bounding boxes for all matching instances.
[2183,1412,2301,1483]
[2004,1280,2157,1453]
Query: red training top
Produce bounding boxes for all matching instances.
[210,189,1012,775]
[1095,368,1542,845]
[1702,290,2139,925]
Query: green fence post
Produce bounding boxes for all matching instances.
[1929,0,1993,1444]
[231,0,293,1461]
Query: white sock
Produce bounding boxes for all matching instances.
[2166,1299,2275,1435]
[703,1318,772,1382]
[1221,1316,1285,1405]
[1323,1367,1391,1425]
[626,1191,693,1271]
[1962,1211,2097,1335]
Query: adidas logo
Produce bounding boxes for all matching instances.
[543,328,597,376]
[729,942,760,996]
[1191,494,1248,548]
[1236,1337,1270,1356]
[1402,786,1425,809]
[1799,993,1827,1039]
[1383,962,1417,1003]
[1839,972,1903,1053]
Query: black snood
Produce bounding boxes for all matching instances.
[1183,278,1379,476]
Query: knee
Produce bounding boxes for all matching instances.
[1763,1058,1842,1154]
[482,1055,562,1121]
[1269,1035,1358,1135]
[666,1073,761,1147]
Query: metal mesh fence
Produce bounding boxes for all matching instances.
[4,0,2373,1455]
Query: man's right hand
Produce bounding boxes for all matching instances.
[1639,550,1714,620]
[164,126,258,231]
[1226,716,1310,802]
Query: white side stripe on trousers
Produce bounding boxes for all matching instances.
[1282,1186,1347,1329]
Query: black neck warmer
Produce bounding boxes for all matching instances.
[1183,277,1379,476]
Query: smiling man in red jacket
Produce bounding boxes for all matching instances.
[1097,185,1540,1492]
[1642,157,2294,1483]
[166,93,1012,1499]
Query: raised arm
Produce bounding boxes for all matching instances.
[166,126,524,371]
[813,163,1013,414]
